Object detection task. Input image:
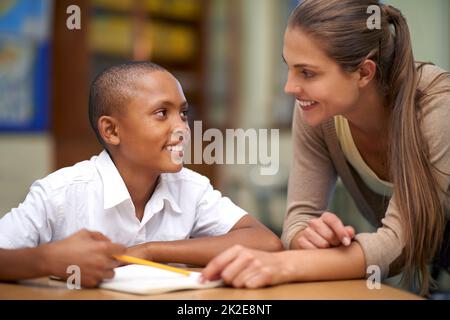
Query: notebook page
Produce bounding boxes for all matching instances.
[100,264,223,295]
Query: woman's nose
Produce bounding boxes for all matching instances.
[284,76,302,96]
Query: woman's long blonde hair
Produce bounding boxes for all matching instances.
[288,0,449,295]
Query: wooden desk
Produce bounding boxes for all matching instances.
[0,278,422,300]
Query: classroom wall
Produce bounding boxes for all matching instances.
[0,134,53,216]
[388,0,450,70]
[218,0,291,234]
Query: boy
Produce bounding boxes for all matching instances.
[0,62,282,287]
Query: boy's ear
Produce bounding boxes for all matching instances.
[98,116,120,146]
[357,59,377,88]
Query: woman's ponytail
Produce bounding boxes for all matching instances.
[383,4,446,295]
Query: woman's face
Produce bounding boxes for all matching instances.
[283,27,361,127]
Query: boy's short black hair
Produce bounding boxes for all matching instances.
[88,61,167,148]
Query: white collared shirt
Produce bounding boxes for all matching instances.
[0,151,247,249]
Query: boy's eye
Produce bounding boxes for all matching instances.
[180,109,189,119]
[155,110,167,117]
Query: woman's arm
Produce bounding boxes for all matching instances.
[201,242,366,288]
[282,104,344,249]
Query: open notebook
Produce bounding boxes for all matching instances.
[99,264,224,295]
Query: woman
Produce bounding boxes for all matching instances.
[202,0,449,295]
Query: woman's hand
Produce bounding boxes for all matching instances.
[291,212,355,249]
[201,245,291,289]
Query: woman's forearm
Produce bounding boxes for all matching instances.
[281,241,366,282]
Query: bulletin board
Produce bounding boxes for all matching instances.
[0,0,52,132]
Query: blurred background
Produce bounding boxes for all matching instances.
[0,0,449,294]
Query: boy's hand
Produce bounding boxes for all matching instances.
[290,212,355,250]
[41,229,125,287]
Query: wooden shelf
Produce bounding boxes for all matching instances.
[91,0,202,22]
[91,6,202,25]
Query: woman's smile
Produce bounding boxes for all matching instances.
[297,98,319,111]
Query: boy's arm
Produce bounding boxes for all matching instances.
[125,214,283,266]
[0,247,50,280]
[0,230,125,287]
[0,180,53,249]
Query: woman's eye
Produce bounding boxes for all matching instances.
[302,70,315,78]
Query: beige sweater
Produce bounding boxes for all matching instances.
[281,64,450,279]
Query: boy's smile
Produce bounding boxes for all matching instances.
[113,70,190,176]
[164,128,189,165]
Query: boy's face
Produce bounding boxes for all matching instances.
[115,71,190,174]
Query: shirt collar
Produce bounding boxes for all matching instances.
[148,175,182,214]
[95,150,132,210]
[95,150,182,214]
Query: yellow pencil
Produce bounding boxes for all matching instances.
[113,255,191,277]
